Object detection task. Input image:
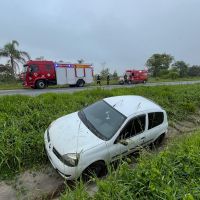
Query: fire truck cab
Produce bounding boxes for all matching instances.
[23,60,94,89]
[119,69,148,85]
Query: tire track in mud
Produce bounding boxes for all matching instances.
[1,112,200,200]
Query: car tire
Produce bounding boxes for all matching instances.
[76,79,85,87]
[82,161,107,181]
[36,80,46,89]
[151,133,165,149]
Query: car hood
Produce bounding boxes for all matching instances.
[48,112,104,155]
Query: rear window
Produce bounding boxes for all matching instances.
[148,112,164,129]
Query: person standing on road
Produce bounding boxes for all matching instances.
[107,74,110,85]
[97,74,101,85]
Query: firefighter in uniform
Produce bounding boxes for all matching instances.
[107,75,110,85]
[97,74,101,85]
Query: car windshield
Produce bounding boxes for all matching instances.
[78,100,126,140]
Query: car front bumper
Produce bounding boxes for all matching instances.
[44,130,81,180]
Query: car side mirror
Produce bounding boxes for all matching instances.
[119,139,128,146]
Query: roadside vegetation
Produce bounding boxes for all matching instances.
[62,130,200,199]
[148,76,200,83]
[0,84,200,180]
[0,81,23,90]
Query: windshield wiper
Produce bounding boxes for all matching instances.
[79,110,90,127]
[86,120,107,140]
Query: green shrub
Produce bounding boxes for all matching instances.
[168,71,179,79]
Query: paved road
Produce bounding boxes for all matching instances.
[0,80,200,96]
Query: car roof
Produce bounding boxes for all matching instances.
[104,95,163,117]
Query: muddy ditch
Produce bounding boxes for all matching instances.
[1,112,200,200]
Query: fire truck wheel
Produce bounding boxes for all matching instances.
[36,80,46,89]
[76,79,85,87]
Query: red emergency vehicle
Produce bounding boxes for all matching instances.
[22,60,94,89]
[119,69,148,84]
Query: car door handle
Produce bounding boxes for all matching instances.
[141,137,146,140]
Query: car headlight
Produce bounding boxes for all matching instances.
[62,153,80,167]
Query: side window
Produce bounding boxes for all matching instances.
[46,64,53,71]
[117,115,146,141]
[148,112,164,129]
[29,65,39,72]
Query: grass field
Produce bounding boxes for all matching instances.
[148,76,200,83]
[0,82,23,90]
[0,84,200,180]
[62,131,200,199]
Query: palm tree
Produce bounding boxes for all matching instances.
[0,40,30,77]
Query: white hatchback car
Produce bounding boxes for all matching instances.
[44,95,168,180]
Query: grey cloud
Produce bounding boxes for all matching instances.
[0,0,200,74]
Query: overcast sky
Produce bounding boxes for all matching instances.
[0,0,200,74]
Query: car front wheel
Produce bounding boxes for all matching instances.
[82,161,107,181]
[151,133,166,149]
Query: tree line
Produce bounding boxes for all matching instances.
[146,53,200,79]
[1,40,200,82]
[98,54,200,80]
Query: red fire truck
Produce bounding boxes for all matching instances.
[22,60,94,89]
[119,69,148,84]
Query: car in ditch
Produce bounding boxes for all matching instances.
[44,95,168,180]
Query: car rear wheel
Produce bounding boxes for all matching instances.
[82,161,107,181]
[151,133,165,149]
[36,80,46,89]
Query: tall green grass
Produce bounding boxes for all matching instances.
[0,84,200,179]
[62,131,200,200]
